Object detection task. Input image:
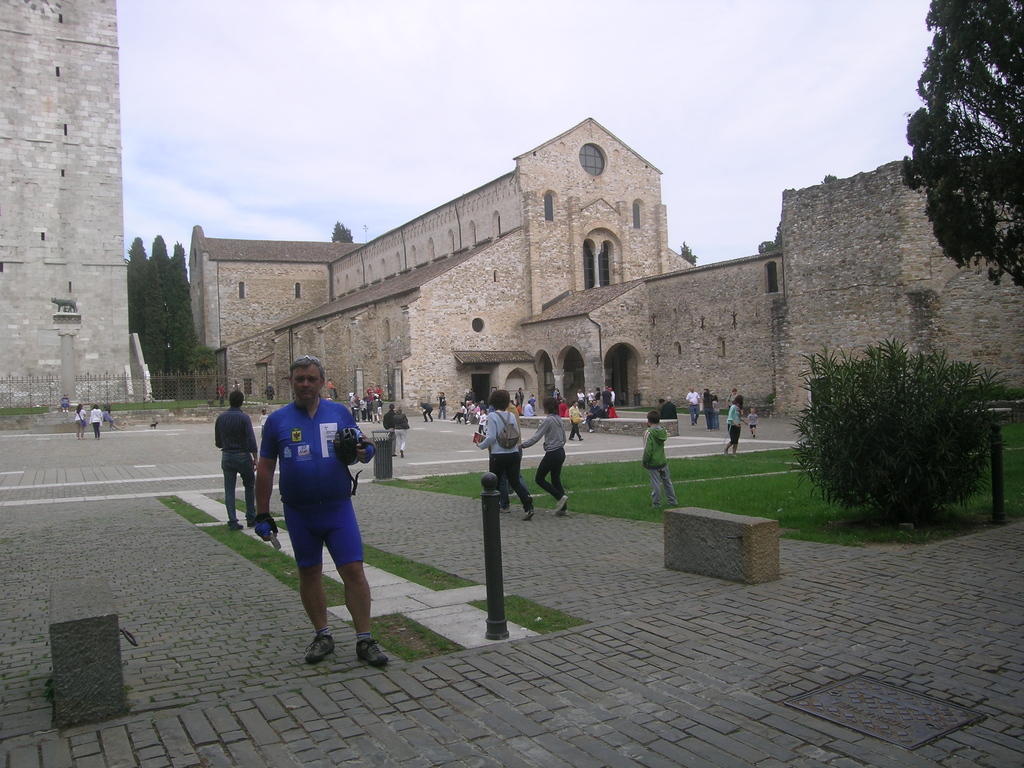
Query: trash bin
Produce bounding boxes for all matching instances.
[372,430,394,480]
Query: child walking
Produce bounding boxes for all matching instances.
[642,411,677,508]
[747,406,758,438]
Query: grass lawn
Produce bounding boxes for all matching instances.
[386,423,1023,546]
[159,495,584,661]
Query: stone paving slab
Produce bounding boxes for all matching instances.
[0,419,1021,767]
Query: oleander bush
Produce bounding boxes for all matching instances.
[795,339,999,525]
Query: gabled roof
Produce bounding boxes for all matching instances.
[514,117,662,175]
[272,229,523,332]
[520,279,647,325]
[196,228,358,263]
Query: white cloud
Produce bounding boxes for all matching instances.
[117,0,934,261]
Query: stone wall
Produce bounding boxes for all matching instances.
[213,260,329,349]
[330,173,522,298]
[0,0,129,380]
[776,162,1024,412]
[645,255,782,409]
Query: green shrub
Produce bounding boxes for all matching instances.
[794,340,998,525]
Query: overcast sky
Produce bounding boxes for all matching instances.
[116,0,935,266]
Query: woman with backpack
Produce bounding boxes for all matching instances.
[522,396,569,515]
[476,389,534,520]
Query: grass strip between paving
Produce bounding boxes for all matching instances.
[159,495,584,660]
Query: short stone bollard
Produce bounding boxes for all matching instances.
[49,578,128,728]
[664,507,779,584]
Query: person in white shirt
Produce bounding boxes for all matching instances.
[685,388,701,426]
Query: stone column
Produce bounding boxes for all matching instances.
[56,322,81,401]
[552,368,565,398]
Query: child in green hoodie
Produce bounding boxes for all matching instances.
[642,411,677,507]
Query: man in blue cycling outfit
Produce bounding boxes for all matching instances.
[255,355,387,666]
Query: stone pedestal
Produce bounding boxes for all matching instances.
[664,507,779,584]
[49,578,128,728]
[57,325,79,401]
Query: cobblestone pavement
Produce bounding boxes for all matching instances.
[1,419,1021,767]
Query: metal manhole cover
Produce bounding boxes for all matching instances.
[785,675,983,749]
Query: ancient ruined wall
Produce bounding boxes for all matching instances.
[0,0,128,378]
[330,174,521,298]
[516,120,683,317]
[776,162,1024,413]
[646,256,781,408]
[933,268,1024,382]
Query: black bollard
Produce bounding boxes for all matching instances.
[480,472,509,640]
[992,422,1005,525]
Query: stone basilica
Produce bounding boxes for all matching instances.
[190,118,1024,414]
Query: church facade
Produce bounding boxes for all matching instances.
[192,120,1024,414]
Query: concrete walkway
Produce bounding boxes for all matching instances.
[0,418,1021,767]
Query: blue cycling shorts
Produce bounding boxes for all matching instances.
[283,499,363,569]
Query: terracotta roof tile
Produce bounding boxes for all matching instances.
[200,236,358,263]
[521,279,646,324]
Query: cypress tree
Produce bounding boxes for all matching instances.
[166,242,198,372]
[126,237,148,338]
[141,236,170,373]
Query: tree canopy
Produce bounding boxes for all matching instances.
[332,221,354,243]
[126,236,201,373]
[903,0,1024,287]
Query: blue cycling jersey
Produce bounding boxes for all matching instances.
[260,399,373,509]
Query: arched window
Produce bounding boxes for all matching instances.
[766,261,779,293]
[583,240,597,289]
[493,210,501,237]
[427,237,435,260]
[468,221,477,244]
[448,229,455,253]
[294,282,301,299]
[543,193,554,222]
[238,281,245,299]
[674,341,682,356]
[583,239,612,289]
[598,240,611,286]
[410,245,417,266]
[632,201,641,229]
[579,143,605,176]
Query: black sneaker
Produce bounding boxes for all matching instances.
[227,522,244,531]
[304,633,335,663]
[522,507,534,521]
[356,637,388,667]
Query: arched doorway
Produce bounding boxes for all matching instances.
[605,343,639,407]
[504,367,530,397]
[561,347,585,397]
[536,351,553,396]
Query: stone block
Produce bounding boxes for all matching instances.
[49,578,128,728]
[664,507,779,584]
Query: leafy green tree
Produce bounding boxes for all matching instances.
[903,0,1024,287]
[192,345,216,372]
[679,242,696,265]
[126,237,148,337]
[795,339,998,525]
[332,221,354,243]
[758,222,782,254]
